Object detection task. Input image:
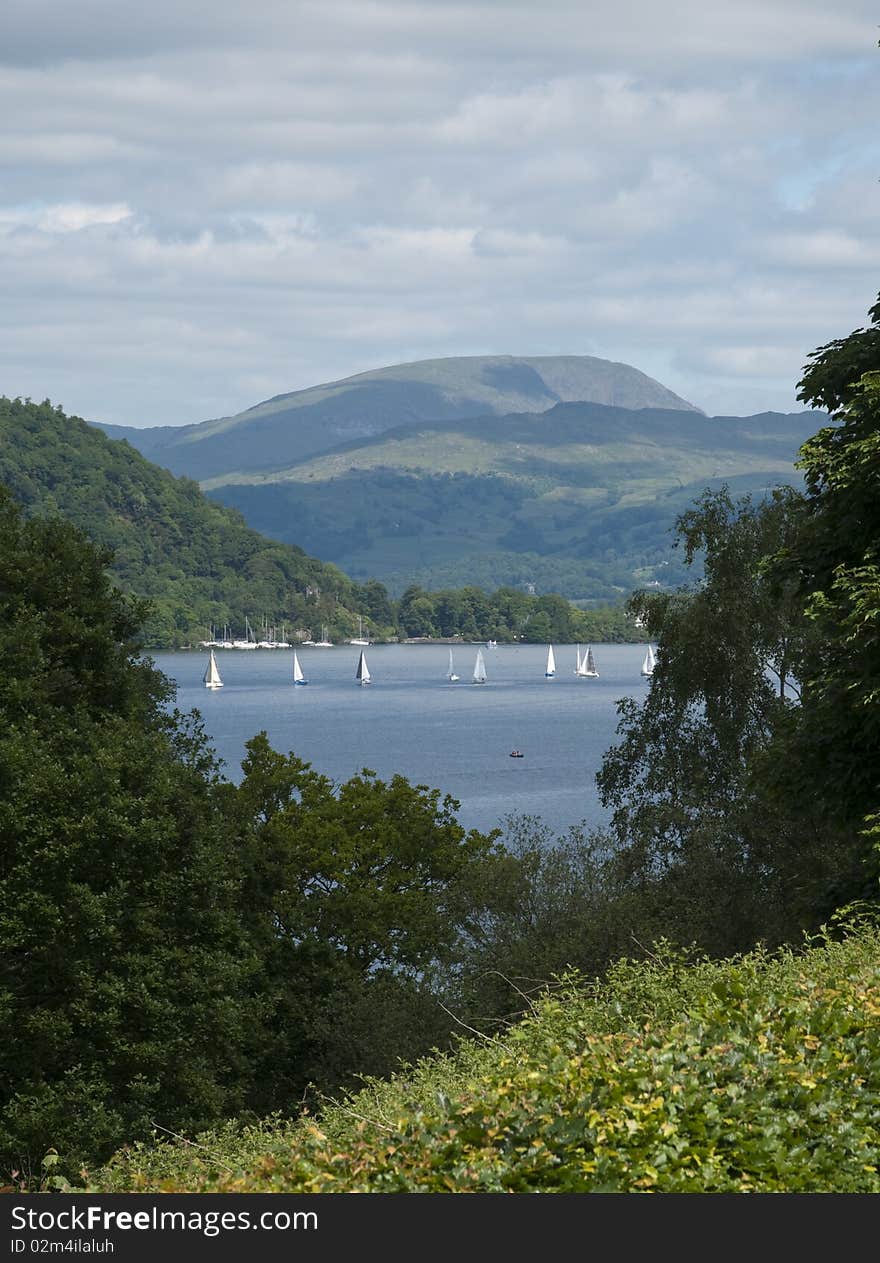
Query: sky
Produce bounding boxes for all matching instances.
[2,0,879,427]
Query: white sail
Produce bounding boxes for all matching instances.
[545,645,556,676]
[584,646,599,677]
[574,644,586,676]
[350,615,370,646]
[641,644,656,677]
[473,648,487,683]
[447,649,459,681]
[203,649,223,689]
[292,651,307,685]
[355,649,371,684]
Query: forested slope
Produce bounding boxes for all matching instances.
[0,396,360,646]
[203,402,821,596]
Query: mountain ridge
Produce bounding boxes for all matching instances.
[91,353,702,479]
[198,399,821,598]
[199,402,813,489]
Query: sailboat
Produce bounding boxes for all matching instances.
[315,624,333,647]
[355,649,371,685]
[641,644,656,677]
[447,649,460,682]
[473,648,487,684]
[292,651,308,685]
[232,614,258,649]
[545,645,556,677]
[574,645,599,678]
[349,615,370,646]
[203,649,223,689]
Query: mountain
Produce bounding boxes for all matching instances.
[0,396,365,647]
[91,354,702,480]
[200,401,822,599]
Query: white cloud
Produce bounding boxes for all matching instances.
[0,1,879,425]
[0,201,132,232]
[761,229,880,268]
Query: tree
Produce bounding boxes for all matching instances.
[397,584,437,637]
[535,593,575,642]
[433,589,465,637]
[0,491,258,1178]
[355,578,394,627]
[523,611,552,642]
[596,486,849,949]
[769,294,880,894]
[452,816,636,1027]
[228,735,506,1104]
[0,396,363,650]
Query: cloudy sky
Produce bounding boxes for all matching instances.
[2,0,879,427]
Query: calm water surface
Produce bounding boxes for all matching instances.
[153,642,652,837]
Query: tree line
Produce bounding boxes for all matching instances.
[370,583,640,643]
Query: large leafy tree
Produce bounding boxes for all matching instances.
[0,491,258,1177]
[227,735,506,1103]
[597,294,880,936]
[778,295,880,854]
[596,486,851,948]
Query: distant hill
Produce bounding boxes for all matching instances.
[199,401,822,598]
[91,354,702,480]
[0,397,364,647]
[79,351,822,604]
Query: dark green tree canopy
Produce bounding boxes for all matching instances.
[0,396,363,648]
[0,492,258,1176]
[797,292,880,415]
[777,295,880,841]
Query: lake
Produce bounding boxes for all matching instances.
[152,641,653,838]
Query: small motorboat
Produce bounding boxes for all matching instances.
[509,749,524,758]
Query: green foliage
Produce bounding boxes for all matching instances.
[595,486,853,947]
[594,292,880,931]
[770,300,880,855]
[797,293,880,415]
[393,583,638,643]
[234,734,502,975]
[0,396,367,648]
[86,928,880,1193]
[225,735,507,1110]
[0,490,259,1179]
[449,818,638,1025]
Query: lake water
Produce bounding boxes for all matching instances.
[152,642,652,838]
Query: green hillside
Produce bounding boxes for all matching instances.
[91,354,701,480]
[87,928,880,1193]
[203,402,822,597]
[0,396,361,647]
